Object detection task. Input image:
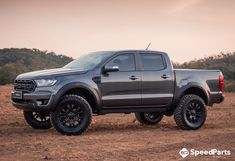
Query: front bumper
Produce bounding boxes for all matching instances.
[12,90,54,112]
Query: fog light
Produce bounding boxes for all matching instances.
[36,99,49,106]
[36,101,43,106]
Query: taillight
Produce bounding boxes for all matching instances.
[219,75,224,92]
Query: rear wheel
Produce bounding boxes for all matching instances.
[23,111,52,129]
[135,112,163,125]
[174,94,207,130]
[50,95,92,135]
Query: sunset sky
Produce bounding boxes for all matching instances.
[0,0,234,62]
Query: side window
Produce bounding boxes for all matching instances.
[140,54,165,71]
[106,54,135,72]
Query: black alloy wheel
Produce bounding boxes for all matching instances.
[50,95,92,135]
[135,112,164,125]
[24,111,52,129]
[184,100,205,128]
[174,94,207,130]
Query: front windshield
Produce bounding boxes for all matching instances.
[63,51,113,70]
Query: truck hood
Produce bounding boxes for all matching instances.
[16,68,87,79]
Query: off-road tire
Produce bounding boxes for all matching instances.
[174,94,207,130]
[135,112,164,125]
[50,95,92,135]
[24,111,52,129]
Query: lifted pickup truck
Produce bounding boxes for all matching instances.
[12,50,224,135]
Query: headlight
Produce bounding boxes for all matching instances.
[34,79,57,87]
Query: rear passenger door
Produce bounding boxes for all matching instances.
[138,52,174,106]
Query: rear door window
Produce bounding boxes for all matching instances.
[139,53,165,71]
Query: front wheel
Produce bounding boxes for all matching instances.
[135,112,163,125]
[23,111,52,129]
[50,95,92,135]
[174,94,207,130]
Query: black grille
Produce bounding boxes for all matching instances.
[14,79,36,92]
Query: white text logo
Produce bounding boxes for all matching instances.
[179,148,189,158]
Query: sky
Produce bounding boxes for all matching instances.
[0,0,234,63]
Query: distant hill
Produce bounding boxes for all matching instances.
[0,48,73,84]
[173,52,235,92]
[0,48,234,92]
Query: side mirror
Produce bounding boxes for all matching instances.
[103,64,119,73]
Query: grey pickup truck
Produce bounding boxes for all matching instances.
[12,50,224,135]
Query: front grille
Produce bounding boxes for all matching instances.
[14,79,36,92]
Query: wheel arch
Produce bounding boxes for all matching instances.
[166,84,209,116]
[178,85,209,105]
[52,82,101,113]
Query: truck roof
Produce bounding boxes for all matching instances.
[114,50,166,54]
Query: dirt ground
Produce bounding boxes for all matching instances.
[0,85,234,161]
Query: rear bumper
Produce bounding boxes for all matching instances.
[218,94,225,103]
[208,92,224,106]
[12,90,55,112]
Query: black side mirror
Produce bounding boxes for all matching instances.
[103,64,119,73]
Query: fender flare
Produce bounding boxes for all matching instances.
[51,82,101,111]
[173,83,210,106]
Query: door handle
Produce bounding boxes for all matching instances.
[129,75,139,80]
[161,74,169,79]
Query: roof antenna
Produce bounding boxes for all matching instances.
[145,42,151,50]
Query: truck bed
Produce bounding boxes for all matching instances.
[173,69,223,106]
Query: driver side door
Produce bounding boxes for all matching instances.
[100,53,141,107]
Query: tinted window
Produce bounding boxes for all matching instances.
[140,54,165,71]
[106,54,135,71]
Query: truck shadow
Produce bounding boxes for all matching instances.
[87,122,178,134]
